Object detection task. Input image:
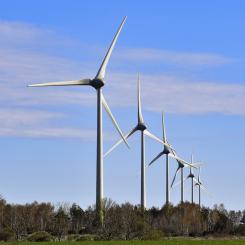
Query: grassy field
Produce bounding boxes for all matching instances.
[2,240,245,245]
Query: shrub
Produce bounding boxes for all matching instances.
[76,234,97,241]
[235,224,245,236]
[0,228,14,241]
[27,231,53,242]
[142,229,164,240]
[67,234,81,241]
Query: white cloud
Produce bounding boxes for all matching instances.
[0,108,62,127]
[0,127,96,140]
[114,48,234,66]
[106,73,245,115]
[0,20,244,140]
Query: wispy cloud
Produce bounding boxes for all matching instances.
[115,48,235,66]
[106,73,245,115]
[0,20,243,140]
[0,126,96,140]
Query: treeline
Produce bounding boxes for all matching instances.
[0,196,244,241]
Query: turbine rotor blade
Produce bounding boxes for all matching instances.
[198,166,201,182]
[193,177,199,184]
[95,16,127,80]
[104,126,137,157]
[148,151,164,166]
[144,130,171,148]
[171,167,181,188]
[168,153,197,169]
[28,79,91,87]
[172,176,189,189]
[101,93,129,148]
[192,162,205,167]
[162,111,167,142]
[137,74,144,124]
[199,184,212,197]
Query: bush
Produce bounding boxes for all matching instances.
[0,228,14,241]
[235,224,245,236]
[27,231,53,242]
[67,234,81,241]
[76,234,97,241]
[142,229,164,240]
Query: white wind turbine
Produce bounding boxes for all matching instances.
[188,158,195,204]
[175,154,200,204]
[170,157,186,204]
[171,154,204,204]
[104,75,170,209]
[148,112,196,205]
[28,17,129,224]
[170,154,200,204]
[195,167,211,207]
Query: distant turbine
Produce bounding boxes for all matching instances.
[170,152,201,204]
[28,17,129,225]
[148,112,195,205]
[194,166,211,207]
[172,156,204,205]
[170,159,186,204]
[185,154,202,204]
[105,75,169,209]
[188,156,195,204]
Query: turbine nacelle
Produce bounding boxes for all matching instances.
[90,78,105,89]
[195,181,202,186]
[136,123,147,131]
[178,161,185,168]
[163,145,171,155]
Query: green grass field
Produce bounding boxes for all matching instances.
[2,240,245,245]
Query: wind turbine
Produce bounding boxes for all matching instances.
[28,17,129,225]
[195,167,210,207]
[104,75,169,209]
[148,112,195,205]
[185,154,200,204]
[170,157,186,204]
[188,158,195,204]
[170,153,199,204]
[171,155,204,205]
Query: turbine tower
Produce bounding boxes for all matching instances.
[196,167,202,207]
[148,112,195,205]
[189,171,195,203]
[28,17,129,225]
[105,75,169,209]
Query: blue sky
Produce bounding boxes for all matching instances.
[0,0,245,210]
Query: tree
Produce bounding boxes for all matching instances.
[52,206,69,241]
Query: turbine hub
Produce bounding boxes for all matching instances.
[163,145,171,154]
[90,79,105,89]
[137,123,147,131]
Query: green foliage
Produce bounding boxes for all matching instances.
[0,228,14,241]
[27,231,53,242]
[2,239,245,244]
[0,196,245,241]
[76,234,98,241]
[142,229,164,240]
[67,234,81,241]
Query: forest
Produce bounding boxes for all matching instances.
[0,197,244,241]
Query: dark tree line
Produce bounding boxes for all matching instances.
[0,196,244,241]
